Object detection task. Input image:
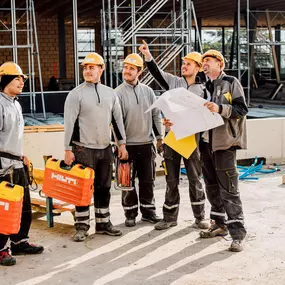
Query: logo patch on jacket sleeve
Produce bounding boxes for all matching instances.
[223,92,232,104]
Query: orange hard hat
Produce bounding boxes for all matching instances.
[182,52,202,67]
[81,53,105,69]
[202,50,225,68]
[123,53,144,68]
[0,62,27,79]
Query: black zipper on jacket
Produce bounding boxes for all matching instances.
[183,77,191,90]
[133,86,139,104]
[94,83,100,103]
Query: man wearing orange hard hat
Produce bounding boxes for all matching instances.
[115,53,163,227]
[0,62,44,266]
[139,41,209,231]
[64,52,128,241]
[199,49,248,252]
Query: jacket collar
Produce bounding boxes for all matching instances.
[0,92,18,102]
[85,82,100,87]
[123,80,140,88]
[212,71,226,83]
[182,76,201,87]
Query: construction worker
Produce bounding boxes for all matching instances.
[64,52,128,241]
[198,50,247,252]
[139,40,209,231]
[115,53,163,227]
[0,62,44,266]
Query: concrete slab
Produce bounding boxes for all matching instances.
[1,170,285,285]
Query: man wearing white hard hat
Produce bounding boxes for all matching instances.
[0,62,44,266]
[116,53,163,227]
[64,52,128,241]
[139,41,209,231]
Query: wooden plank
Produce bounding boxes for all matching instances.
[25,124,64,129]
[31,197,74,212]
[24,124,64,134]
[266,10,281,83]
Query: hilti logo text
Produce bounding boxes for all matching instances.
[0,201,9,211]
[51,173,77,185]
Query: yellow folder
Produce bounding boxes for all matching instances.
[164,130,197,159]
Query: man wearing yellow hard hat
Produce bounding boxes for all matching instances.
[115,53,163,227]
[0,62,44,266]
[64,52,128,241]
[139,41,209,231]
[199,49,248,252]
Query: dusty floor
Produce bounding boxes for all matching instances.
[1,169,285,285]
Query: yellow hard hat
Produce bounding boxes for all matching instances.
[123,53,144,68]
[202,50,225,68]
[182,52,202,67]
[0,62,27,79]
[81,52,105,69]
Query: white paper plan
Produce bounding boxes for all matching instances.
[146,87,224,139]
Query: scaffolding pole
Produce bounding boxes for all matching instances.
[31,0,46,119]
[73,0,79,87]
[11,0,18,63]
[114,0,119,87]
[247,0,250,105]
[1,0,46,117]
[237,0,241,81]
[108,0,113,88]
[101,0,107,84]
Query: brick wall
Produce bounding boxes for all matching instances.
[0,17,75,90]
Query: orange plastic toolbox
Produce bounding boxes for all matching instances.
[42,158,95,206]
[0,181,24,235]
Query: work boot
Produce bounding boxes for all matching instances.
[96,222,122,236]
[229,240,244,252]
[11,241,44,255]
[193,218,210,230]
[154,220,177,230]
[141,214,161,224]
[73,230,89,242]
[125,218,136,227]
[199,222,228,238]
[0,249,16,266]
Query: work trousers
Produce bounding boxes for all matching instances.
[73,145,113,231]
[162,144,205,222]
[0,168,32,251]
[122,144,156,219]
[199,141,247,241]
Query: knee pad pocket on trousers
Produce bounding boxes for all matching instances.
[226,169,239,194]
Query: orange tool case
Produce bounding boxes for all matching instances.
[0,181,24,235]
[42,158,94,206]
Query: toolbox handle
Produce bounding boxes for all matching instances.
[59,160,76,171]
[4,182,15,188]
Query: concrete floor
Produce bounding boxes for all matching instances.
[1,170,285,285]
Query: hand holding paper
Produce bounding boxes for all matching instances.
[146,87,224,139]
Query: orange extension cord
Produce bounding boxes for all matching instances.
[117,162,131,187]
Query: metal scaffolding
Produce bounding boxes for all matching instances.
[0,0,46,118]
[237,0,285,105]
[101,0,202,90]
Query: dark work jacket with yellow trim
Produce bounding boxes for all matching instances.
[206,71,248,151]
